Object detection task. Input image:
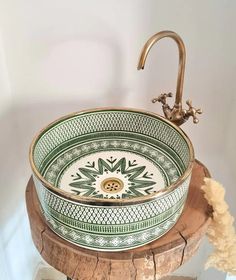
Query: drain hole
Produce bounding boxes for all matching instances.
[101,178,124,193]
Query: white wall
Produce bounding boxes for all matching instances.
[0,1,235,279]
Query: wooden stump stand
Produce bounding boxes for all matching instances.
[26,160,211,280]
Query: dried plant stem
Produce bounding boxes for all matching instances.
[201,178,236,275]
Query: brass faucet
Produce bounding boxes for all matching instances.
[137,31,202,126]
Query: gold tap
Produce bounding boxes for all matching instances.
[137,30,202,126]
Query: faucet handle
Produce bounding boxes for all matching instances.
[152,92,173,105]
[185,100,202,124]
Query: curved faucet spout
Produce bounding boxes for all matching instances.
[137,31,202,126]
[137,31,185,107]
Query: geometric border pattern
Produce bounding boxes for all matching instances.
[43,204,184,251]
[44,138,182,188]
[33,110,190,171]
[44,195,186,234]
[34,175,190,227]
[33,174,191,250]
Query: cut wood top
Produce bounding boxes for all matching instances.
[25,160,212,280]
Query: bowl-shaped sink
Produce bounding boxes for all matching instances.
[30,108,194,251]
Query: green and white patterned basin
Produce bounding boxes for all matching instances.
[30,108,194,251]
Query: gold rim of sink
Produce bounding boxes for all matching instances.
[29,107,194,206]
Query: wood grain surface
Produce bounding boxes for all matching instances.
[26,160,211,280]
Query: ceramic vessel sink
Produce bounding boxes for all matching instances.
[29,31,201,251]
[30,108,194,251]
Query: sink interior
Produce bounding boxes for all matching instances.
[32,109,191,200]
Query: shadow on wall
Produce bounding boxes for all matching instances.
[37,36,126,101]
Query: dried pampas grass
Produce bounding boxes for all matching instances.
[201,178,236,275]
